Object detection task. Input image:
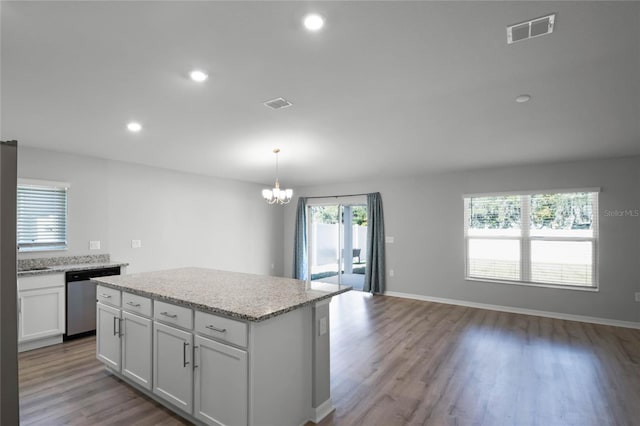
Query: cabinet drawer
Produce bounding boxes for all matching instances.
[122,292,152,317]
[96,285,121,307]
[154,300,193,330]
[18,273,65,291]
[195,311,247,348]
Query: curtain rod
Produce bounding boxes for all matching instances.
[303,193,370,199]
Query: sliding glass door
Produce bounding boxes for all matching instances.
[308,203,367,290]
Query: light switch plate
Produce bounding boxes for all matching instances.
[385,236,395,244]
[131,239,142,249]
[89,240,100,250]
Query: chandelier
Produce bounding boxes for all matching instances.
[262,148,293,205]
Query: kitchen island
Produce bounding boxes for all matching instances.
[93,267,350,426]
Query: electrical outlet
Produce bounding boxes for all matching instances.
[635,292,640,302]
[319,317,327,336]
[89,240,100,250]
[131,239,142,249]
[389,269,395,277]
[385,236,395,244]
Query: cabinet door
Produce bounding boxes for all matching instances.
[18,286,65,342]
[96,302,121,370]
[121,311,152,390]
[194,335,248,426]
[153,321,193,413]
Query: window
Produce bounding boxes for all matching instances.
[17,179,69,252]
[464,189,598,289]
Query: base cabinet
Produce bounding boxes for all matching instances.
[153,321,193,413]
[121,311,152,390]
[18,273,65,351]
[194,335,248,426]
[18,286,65,342]
[97,294,327,426]
[97,289,153,393]
[96,302,121,369]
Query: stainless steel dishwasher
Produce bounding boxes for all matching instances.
[65,266,120,339]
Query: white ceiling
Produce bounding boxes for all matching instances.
[2,1,639,187]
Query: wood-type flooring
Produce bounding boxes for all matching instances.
[19,291,640,426]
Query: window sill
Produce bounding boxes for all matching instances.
[465,277,599,292]
[18,246,68,253]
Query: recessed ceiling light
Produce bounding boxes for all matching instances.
[127,122,142,132]
[516,94,532,103]
[303,14,324,31]
[189,70,208,82]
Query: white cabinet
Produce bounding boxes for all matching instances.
[96,288,152,393]
[153,321,193,413]
[96,302,121,370]
[121,311,152,390]
[194,335,248,426]
[18,273,65,351]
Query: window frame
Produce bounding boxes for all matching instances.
[463,188,600,291]
[17,178,70,253]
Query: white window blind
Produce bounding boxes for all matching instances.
[464,190,598,288]
[17,181,68,251]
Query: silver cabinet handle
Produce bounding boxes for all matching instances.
[205,324,227,333]
[113,316,123,337]
[193,345,199,370]
[160,312,177,319]
[99,293,112,299]
[126,301,141,307]
[183,342,190,367]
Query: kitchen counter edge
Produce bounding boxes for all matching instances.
[94,279,351,323]
[18,262,129,277]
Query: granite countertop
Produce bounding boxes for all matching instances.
[18,262,129,277]
[93,267,351,322]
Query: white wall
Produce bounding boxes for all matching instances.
[19,146,640,323]
[18,147,284,276]
[106,160,282,275]
[18,148,110,258]
[284,156,640,323]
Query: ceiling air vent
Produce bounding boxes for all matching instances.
[507,14,556,44]
[263,97,292,110]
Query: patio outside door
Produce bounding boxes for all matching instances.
[308,203,367,290]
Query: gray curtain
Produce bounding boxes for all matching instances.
[293,197,308,280]
[364,192,385,294]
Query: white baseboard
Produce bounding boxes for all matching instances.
[18,335,63,352]
[309,398,334,424]
[384,291,640,329]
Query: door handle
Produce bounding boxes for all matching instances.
[113,316,118,336]
[193,345,199,370]
[118,318,123,337]
[183,342,190,367]
[205,324,227,333]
